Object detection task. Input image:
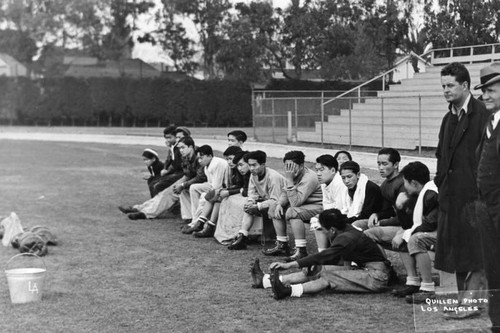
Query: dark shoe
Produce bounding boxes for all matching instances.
[182,219,192,225]
[228,233,248,250]
[182,221,203,234]
[285,247,308,262]
[391,285,421,298]
[128,212,146,220]
[119,206,138,214]
[193,223,215,238]
[250,258,264,288]
[262,241,290,257]
[405,291,436,304]
[270,269,291,300]
[387,264,400,286]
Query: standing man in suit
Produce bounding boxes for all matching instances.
[434,62,490,319]
[475,63,500,332]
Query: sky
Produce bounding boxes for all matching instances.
[132,0,291,65]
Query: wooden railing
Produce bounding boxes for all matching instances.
[427,43,500,65]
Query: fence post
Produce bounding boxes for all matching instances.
[294,98,298,138]
[287,111,292,142]
[252,89,257,140]
[272,98,276,143]
[320,92,324,146]
[381,97,385,148]
[349,98,352,150]
[418,95,422,156]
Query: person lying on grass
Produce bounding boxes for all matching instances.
[250,208,391,300]
[188,146,246,238]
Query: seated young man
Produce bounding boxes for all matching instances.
[227,130,247,148]
[353,148,405,231]
[118,136,206,220]
[310,154,344,253]
[338,161,383,224]
[263,151,323,261]
[149,125,186,197]
[250,209,390,300]
[389,162,439,303]
[181,145,229,234]
[191,146,244,238]
[226,150,284,250]
[142,148,164,197]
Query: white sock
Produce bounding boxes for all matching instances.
[295,239,307,247]
[406,276,421,287]
[290,284,304,298]
[239,230,249,237]
[206,220,215,226]
[263,274,271,289]
[262,274,283,289]
[318,248,326,252]
[276,236,289,242]
[420,282,435,292]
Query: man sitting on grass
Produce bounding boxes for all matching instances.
[250,208,390,300]
[263,150,323,261]
[181,145,229,234]
[148,125,186,197]
[389,162,439,303]
[227,150,284,250]
[310,154,344,253]
[118,136,206,220]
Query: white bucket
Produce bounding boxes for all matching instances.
[5,254,46,304]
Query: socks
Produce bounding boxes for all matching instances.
[239,230,249,237]
[318,248,326,252]
[277,236,289,243]
[291,284,304,298]
[295,239,307,248]
[406,276,421,287]
[206,220,215,226]
[262,274,283,289]
[420,282,435,292]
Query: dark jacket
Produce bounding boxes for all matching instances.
[434,95,490,272]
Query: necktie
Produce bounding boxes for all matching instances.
[487,114,495,139]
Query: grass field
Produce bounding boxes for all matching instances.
[0,139,488,332]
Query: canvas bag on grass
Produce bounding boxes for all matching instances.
[1,212,24,247]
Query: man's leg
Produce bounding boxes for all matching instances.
[262,216,290,256]
[229,212,255,250]
[352,219,369,231]
[285,204,323,261]
[406,232,437,303]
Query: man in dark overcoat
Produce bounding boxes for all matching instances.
[475,62,500,332]
[434,62,490,316]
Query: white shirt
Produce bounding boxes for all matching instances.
[205,156,229,189]
[487,111,500,138]
[322,172,344,211]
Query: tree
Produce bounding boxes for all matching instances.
[139,1,199,74]
[167,0,232,79]
[215,1,277,81]
[423,0,500,49]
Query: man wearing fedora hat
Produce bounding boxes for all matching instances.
[434,62,490,319]
[475,62,500,331]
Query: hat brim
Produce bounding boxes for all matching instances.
[474,75,500,90]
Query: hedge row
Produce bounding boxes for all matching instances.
[0,77,253,127]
